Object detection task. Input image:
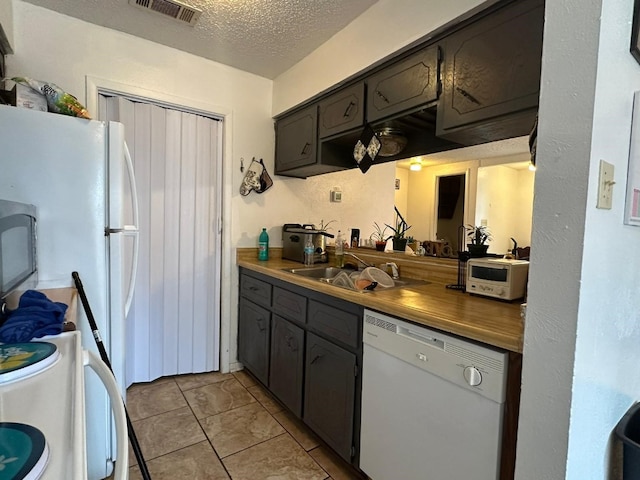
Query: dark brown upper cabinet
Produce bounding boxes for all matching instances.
[274,104,318,175]
[436,0,544,144]
[318,82,365,139]
[366,46,440,124]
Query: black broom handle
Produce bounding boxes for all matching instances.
[72,271,152,480]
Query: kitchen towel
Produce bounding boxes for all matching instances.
[353,124,380,173]
[0,290,68,343]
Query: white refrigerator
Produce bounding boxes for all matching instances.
[0,104,139,479]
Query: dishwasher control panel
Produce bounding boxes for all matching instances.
[363,310,508,403]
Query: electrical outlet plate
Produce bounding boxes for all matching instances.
[597,160,615,209]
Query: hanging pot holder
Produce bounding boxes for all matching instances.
[239,158,262,196]
[257,158,273,194]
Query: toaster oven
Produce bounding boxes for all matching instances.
[466,258,529,301]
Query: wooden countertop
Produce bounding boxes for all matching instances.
[238,249,524,353]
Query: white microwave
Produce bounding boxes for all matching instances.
[466,258,529,301]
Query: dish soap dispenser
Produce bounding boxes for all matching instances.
[258,228,269,261]
[335,230,344,268]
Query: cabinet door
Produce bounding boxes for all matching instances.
[238,298,270,385]
[269,315,305,417]
[366,46,440,123]
[275,105,318,174]
[304,332,356,462]
[437,0,544,138]
[318,82,365,138]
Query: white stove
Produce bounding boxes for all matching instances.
[0,332,128,479]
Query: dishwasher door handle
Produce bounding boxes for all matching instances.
[397,326,445,349]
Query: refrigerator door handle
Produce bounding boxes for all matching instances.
[121,141,139,318]
[124,229,139,317]
[124,142,139,231]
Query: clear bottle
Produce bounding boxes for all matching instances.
[304,234,315,266]
[335,230,344,268]
[258,228,269,261]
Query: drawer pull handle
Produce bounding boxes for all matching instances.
[376,90,390,104]
[310,354,323,364]
[249,286,259,291]
[343,101,355,118]
[286,336,298,352]
[455,86,481,105]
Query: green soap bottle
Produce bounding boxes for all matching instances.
[258,228,269,261]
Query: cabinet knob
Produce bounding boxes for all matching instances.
[463,366,482,386]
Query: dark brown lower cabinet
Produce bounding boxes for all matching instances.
[303,332,357,462]
[237,298,270,386]
[238,268,363,467]
[269,315,304,417]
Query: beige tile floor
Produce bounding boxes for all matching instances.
[121,370,367,480]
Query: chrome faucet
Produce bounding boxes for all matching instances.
[344,252,374,269]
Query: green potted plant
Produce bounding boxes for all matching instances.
[316,219,336,253]
[370,222,389,251]
[466,224,491,257]
[386,208,412,252]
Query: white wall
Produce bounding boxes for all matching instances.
[516,0,640,478]
[0,0,13,51]
[476,165,534,253]
[394,167,410,225]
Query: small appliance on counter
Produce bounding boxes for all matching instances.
[282,224,335,263]
[466,258,529,301]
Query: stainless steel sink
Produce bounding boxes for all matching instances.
[283,266,347,279]
[281,266,428,292]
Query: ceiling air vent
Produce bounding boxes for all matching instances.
[129,0,202,26]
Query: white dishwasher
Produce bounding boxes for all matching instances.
[360,309,508,480]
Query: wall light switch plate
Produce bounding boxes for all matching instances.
[330,190,342,202]
[597,160,615,209]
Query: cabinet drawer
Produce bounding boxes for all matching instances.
[366,46,440,123]
[240,274,272,307]
[308,299,360,349]
[318,82,365,138]
[273,286,307,325]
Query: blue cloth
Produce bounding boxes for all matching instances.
[0,290,68,343]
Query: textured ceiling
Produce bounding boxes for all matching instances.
[21,0,379,79]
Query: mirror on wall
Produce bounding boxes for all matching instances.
[393,136,534,256]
